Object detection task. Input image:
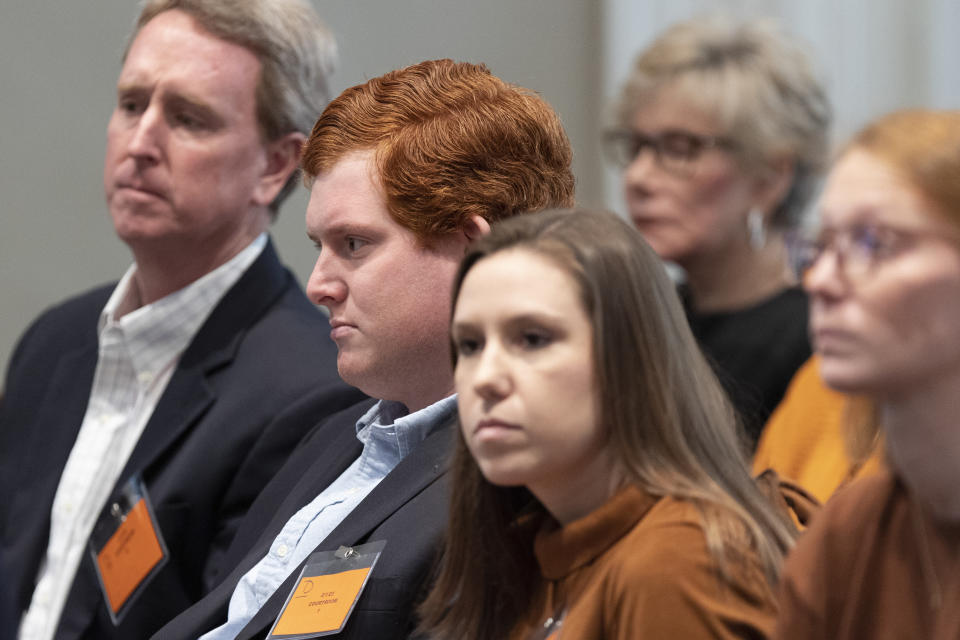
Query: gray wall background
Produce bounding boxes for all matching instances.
[0,0,603,381]
[3,0,958,381]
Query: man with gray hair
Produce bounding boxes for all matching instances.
[0,2,362,639]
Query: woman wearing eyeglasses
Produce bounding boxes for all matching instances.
[607,18,831,447]
[775,110,960,639]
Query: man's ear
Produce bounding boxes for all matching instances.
[252,131,307,207]
[463,215,491,242]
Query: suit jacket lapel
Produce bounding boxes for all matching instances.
[57,242,291,639]
[115,239,289,485]
[244,413,368,559]
[148,404,371,639]
[320,418,454,547]
[237,418,456,639]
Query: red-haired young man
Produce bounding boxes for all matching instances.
[155,58,573,640]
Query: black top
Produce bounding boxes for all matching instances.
[682,286,811,450]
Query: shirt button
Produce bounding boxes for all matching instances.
[276,544,288,558]
[138,372,153,384]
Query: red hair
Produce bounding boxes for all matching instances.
[301,59,575,242]
[844,109,960,228]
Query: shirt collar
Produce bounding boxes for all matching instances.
[534,484,659,580]
[355,395,457,459]
[97,233,267,382]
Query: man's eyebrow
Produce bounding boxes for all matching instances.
[115,82,221,117]
[115,82,148,97]
[164,92,224,124]
[306,222,374,245]
[323,222,378,238]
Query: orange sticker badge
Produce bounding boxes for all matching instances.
[268,541,386,639]
[89,476,168,624]
[272,568,370,635]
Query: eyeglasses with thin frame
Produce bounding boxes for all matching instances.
[602,128,736,176]
[794,221,960,283]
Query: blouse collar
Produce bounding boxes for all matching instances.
[534,484,659,580]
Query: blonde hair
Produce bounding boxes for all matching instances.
[616,17,830,228]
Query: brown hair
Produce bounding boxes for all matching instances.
[837,109,960,460]
[615,17,830,228]
[131,0,337,212]
[418,208,798,640]
[301,59,575,243]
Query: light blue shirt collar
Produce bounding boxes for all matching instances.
[201,393,457,640]
[355,396,456,461]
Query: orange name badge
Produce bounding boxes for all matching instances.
[268,540,386,639]
[89,476,168,624]
[271,568,370,635]
[96,498,164,613]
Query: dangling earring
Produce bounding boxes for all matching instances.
[747,208,766,250]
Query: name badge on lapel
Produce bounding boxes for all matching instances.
[268,540,387,639]
[88,475,168,624]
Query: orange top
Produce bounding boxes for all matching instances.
[752,356,883,504]
[776,470,960,639]
[510,486,777,640]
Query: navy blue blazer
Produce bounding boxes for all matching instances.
[152,397,456,640]
[0,239,366,639]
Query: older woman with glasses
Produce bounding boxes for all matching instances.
[607,18,830,447]
[776,109,960,639]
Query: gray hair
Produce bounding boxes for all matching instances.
[616,17,831,228]
[130,0,338,211]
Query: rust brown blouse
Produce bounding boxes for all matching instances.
[776,469,960,639]
[509,485,778,640]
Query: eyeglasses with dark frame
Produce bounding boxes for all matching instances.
[602,128,736,175]
[794,221,960,282]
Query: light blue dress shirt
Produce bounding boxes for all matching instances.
[199,395,456,639]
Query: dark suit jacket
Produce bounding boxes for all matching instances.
[152,398,456,640]
[0,240,366,639]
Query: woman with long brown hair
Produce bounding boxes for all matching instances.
[418,208,798,639]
